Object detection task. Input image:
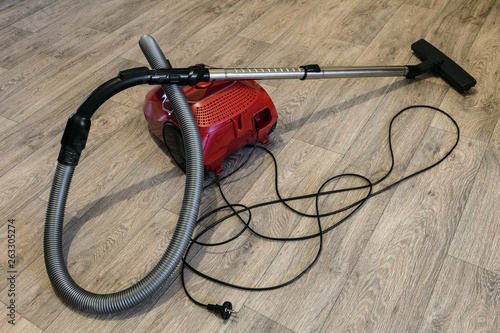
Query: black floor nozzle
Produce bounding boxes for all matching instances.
[406,39,476,93]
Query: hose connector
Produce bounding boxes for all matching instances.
[57,112,91,166]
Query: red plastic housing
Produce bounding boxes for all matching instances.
[143,80,278,174]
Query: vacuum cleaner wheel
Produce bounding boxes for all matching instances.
[163,122,186,172]
[269,122,277,135]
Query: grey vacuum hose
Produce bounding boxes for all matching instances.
[44,35,204,313]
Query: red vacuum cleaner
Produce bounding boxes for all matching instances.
[44,35,475,314]
[144,78,277,174]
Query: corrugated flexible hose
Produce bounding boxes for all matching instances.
[44,35,204,313]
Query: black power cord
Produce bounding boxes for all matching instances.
[181,105,459,319]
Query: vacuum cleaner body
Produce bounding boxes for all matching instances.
[143,78,277,174]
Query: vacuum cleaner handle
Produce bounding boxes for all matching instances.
[207,66,409,81]
[145,39,475,93]
[208,37,477,92]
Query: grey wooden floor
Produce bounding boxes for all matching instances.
[1,0,499,332]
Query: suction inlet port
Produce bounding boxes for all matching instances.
[254,108,272,131]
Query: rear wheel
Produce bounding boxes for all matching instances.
[163,122,186,172]
[269,122,277,135]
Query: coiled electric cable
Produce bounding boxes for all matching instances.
[181,105,459,309]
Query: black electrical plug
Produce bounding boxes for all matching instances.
[206,301,237,320]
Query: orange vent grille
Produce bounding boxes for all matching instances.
[193,83,257,126]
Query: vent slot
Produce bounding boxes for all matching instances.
[193,83,257,126]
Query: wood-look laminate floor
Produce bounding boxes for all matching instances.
[1,0,499,332]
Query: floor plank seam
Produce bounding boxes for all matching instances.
[412,152,490,331]
[256,0,323,46]
[439,137,489,251]
[25,316,44,332]
[0,114,19,124]
[314,188,399,332]
[447,252,500,276]
[430,113,499,143]
[287,136,347,157]
[232,304,299,333]
[412,252,449,333]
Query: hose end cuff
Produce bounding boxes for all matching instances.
[58,112,91,166]
[57,149,81,166]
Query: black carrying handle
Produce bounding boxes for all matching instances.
[406,39,477,93]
